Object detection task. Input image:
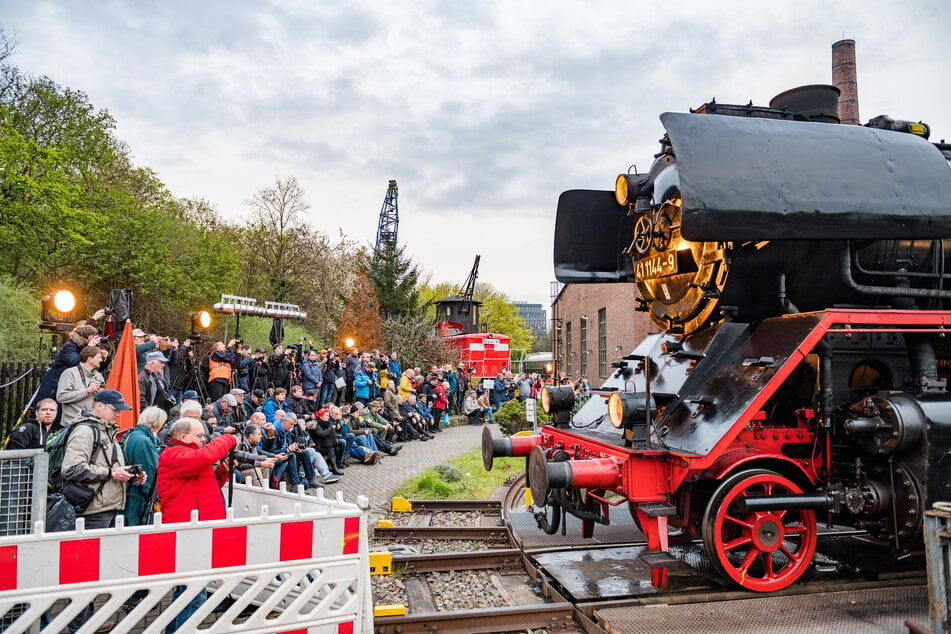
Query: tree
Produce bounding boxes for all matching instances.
[336,270,385,351]
[241,176,311,303]
[418,281,533,354]
[383,313,460,370]
[239,177,359,343]
[371,240,421,318]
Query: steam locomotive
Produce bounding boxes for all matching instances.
[483,84,951,592]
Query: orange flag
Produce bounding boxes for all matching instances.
[106,320,141,432]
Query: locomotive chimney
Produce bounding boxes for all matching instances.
[832,39,860,125]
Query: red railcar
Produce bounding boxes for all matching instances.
[438,329,511,378]
[483,85,951,592]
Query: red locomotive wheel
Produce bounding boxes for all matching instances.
[702,469,817,592]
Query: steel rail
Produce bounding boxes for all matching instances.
[373,526,510,541]
[372,602,577,634]
[391,548,525,573]
[404,499,502,512]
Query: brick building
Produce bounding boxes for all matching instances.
[551,282,654,382]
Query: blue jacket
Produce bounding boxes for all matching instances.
[263,396,287,423]
[36,339,83,402]
[388,358,401,378]
[493,378,507,402]
[300,359,322,392]
[354,369,370,399]
[268,421,293,453]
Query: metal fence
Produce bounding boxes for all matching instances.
[0,361,48,442]
[0,449,48,537]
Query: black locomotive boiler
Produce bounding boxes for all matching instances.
[484,84,951,592]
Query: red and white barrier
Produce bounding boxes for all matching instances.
[0,481,372,633]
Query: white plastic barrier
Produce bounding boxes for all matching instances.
[0,481,372,633]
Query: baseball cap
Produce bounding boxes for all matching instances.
[145,351,166,364]
[132,328,145,337]
[94,389,132,410]
[255,347,266,353]
[182,390,200,401]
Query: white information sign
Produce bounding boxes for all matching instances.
[526,398,536,428]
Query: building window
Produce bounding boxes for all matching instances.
[565,321,573,376]
[580,317,588,377]
[598,308,607,378]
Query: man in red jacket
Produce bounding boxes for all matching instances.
[157,417,237,632]
[157,417,237,523]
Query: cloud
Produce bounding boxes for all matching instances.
[3,0,950,312]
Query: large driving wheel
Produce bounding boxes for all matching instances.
[702,469,817,592]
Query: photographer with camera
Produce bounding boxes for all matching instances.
[165,337,193,404]
[57,345,107,425]
[206,340,237,402]
[268,344,291,391]
[249,347,270,393]
[234,344,254,392]
[139,351,174,413]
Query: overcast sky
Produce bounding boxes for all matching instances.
[3,1,949,311]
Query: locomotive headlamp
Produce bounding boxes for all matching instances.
[615,173,652,207]
[541,385,575,414]
[608,392,656,428]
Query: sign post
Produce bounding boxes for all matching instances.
[526,398,537,433]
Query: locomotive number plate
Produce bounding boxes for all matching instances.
[635,251,678,281]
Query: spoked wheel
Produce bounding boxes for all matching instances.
[702,469,817,592]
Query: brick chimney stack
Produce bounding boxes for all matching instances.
[832,39,860,125]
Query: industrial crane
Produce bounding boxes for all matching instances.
[373,180,399,259]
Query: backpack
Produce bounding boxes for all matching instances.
[46,421,102,492]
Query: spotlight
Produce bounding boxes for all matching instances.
[40,289,77,331]
[344,337,356,349]
[190,310,212,341]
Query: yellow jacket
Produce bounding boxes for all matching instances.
[399,374,415,400]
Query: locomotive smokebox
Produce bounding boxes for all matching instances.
[768,84,841,123]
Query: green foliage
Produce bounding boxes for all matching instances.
[394,450,523,500]
[0,277,43,360]
[419,281,532,354]
[409,471,456,498]
[493,398,550,436]
[371,241,421,318]
[214,315,316,351]
[382,313,460,370]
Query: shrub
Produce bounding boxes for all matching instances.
[494,398,550,436]
[433,463,462,482]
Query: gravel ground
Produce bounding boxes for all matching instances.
[373,538,500,554]
[386,509,502,527]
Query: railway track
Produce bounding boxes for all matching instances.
[371,489,928,633]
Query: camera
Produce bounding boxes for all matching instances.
[103,307,113,316]
[127,464,143,475]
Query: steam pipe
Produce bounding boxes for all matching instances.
[735,493,835,512]
[841,245,951,300]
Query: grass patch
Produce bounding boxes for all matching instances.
[393,450,524,500]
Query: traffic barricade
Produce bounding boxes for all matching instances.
[0,480,372,633]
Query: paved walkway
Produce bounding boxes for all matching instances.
[318,419,495,520]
